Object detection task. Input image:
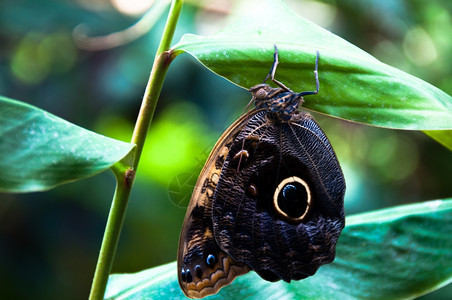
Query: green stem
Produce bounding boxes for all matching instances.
[88,0,184,299]
[132,0,183,169]
[89,168,133,300]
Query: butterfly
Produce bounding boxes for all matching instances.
[177,45,345,298]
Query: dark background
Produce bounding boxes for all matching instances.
[0,0,451,298]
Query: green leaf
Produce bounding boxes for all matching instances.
[0,96,135,192]
[105,199,452,299]
[423,130,452,151]
[172,0,452,130]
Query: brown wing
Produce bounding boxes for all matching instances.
[177,111,253,299]
[212,111,345,282]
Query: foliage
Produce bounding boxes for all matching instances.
[174,1,452,131]
[106,199,452,299]
[0,96,134,192]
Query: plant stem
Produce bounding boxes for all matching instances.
[89,168,133,300]
[132,0,183,169]
[88,1,184,299]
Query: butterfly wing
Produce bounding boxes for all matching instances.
[212,110,345,282]
[177,112,252,299]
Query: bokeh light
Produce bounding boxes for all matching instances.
[111,0,154,15]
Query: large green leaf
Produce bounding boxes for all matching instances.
[105,199,452,299]
[172,0,452,130]
[0,96,135,192]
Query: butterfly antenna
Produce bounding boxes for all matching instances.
[263,44,279,83]
[298,50,320,96]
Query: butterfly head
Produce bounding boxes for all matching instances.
[249,83,303,121]
[249,83,273,100]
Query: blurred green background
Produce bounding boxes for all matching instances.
[0,0,451,299]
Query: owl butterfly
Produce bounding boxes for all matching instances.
[177,46,345,298]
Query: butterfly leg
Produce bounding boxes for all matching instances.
[298,50,320,96]
[263,45,294,92]
[262,45,278,84]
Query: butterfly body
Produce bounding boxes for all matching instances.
[178,48,345,298]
